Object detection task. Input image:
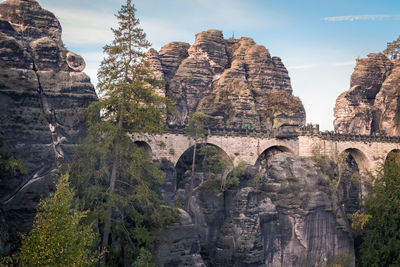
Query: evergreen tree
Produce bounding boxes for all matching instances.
[384,35,400,60]
[357,151,400,266]
[16,173,98,266]
[70,0,175,265]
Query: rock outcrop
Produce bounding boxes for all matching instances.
[0,0,97,253]
[159,152,355,266]
[149,29,306,131]
[155,209,206,267]
[334,53,400,135]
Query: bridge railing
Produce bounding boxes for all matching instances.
[166,124,400,143]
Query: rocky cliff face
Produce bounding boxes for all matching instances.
[0,0,97,253]
[334,53,400,135]
[148,30,306,131]
[157,152,355,267]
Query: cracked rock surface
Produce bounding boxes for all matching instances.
[157,153,355,266]
[0,0,97,252]
[147,29,306,130]
[334,53,400,135]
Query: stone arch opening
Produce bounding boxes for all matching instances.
[255,145,293,167]
[133,141,152,159]
[175,143,231,190]
[338,148,369,214]
[174,143,231,264]
[384,149,400,171]
[342,148,368,173]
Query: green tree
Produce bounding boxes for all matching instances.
[70,0,175,265]
[185,112,210,209]
[384,35,400,60]
[357,151,400,266]
[0,137,26,177]
[16,173,98,266]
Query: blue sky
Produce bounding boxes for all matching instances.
[34,0,400,130]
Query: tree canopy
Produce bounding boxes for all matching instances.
[357,151,400,266]
[69,0,176,265]
[383,35,400,60]
[16,173,99,266]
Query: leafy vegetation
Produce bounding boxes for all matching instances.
[356,151,400,266]
[185,112,210,208]
[69,0,176,265]
[383,35,400,60]
[3,174,99,266]
[0,138,26,178]
[188,144,236,193]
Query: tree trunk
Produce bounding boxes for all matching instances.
[101,146,120,265]
[187,143,197,211]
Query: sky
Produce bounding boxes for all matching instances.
[33,0,400,130]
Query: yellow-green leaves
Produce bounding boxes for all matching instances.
[17,173,99,266]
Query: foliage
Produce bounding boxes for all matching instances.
[310,146,349,190]
[324,252,354,267]
[13,173,99,266]
[198,145,228,175]
[185,112,210,141]
[331,151,350,189]
[248,172,264,190]
[196,145,236,192]
[357,151,400,266]
[383,35,400,60]
[262,91,304,119]
[184,112,210,209]
[0,137,27,179]
[350,210,371,236]
[70,0,176,265]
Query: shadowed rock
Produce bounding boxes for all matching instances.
[0,0,97,253]
[334,53,400,135]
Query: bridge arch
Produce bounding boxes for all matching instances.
[384,149,400,169]
[340,148,369,173]
[255,145,294,166]
[133,140,152,159]
[175,143,232,189]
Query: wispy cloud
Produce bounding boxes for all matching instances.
[333,61,355,66]
[287,64,320,70]
[46,7,116,45]
[322,14,400,22]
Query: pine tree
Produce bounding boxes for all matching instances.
[384,35,400,60]
[357,151,400,266]
[16,173,98,266]
[70,0,175,265]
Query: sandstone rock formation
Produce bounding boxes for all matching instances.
[159,152,355,266]
[148,29,306,131]
[155,209,206,266]
[0,0,97,253]
[334,53,400,135]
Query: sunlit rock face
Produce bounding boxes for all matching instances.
[334,53,400,136]
[148,29,306,130]
[0,0,97,252]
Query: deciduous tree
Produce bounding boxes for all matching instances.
[185,112,210,209]
[16,173,98,266]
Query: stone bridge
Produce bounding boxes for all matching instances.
[132,125,400,175]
